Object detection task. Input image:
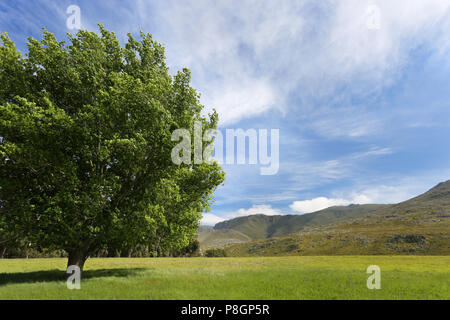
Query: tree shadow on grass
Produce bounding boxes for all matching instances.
[0,268,147,286]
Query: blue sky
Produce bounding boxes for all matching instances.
[2,0,450,225]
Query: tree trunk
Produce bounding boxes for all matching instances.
[120,248,129,258]
[1,247,6,259]
[66,239,94,275]
[155,236,162,257]
[67,250,88,272]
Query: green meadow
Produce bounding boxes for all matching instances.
[0,256,448,300]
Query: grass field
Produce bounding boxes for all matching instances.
[0,256,449,300]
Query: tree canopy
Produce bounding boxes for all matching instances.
[0,25,224,270]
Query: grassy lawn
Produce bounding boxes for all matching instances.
[0,256,449,300]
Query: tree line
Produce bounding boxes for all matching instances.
[0,236,201,259]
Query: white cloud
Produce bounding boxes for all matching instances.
[109,0,450,128]
[351,147,394,159]
[9,0,450,129]
[201,213,225,226]
[320,171,450,207]
[290,195,372,214]
[275,146,394,197]
[342,175,447,205]
[202,79,278,125]
[202,205,283,225]
[286,170,445,215]
[213,144,396,206]
[205,171,450,223]
[233,204,283,217]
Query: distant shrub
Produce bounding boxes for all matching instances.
[388,234,427,245]
[205,248,227,257]
[172,239,201,257]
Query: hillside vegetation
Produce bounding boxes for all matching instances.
[197,226,251,248]
[201,181,450,255]
[214,204,387,238]
[199,205,387,248]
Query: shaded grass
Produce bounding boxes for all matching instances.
[0,256,448,299]
[0,268,146,286]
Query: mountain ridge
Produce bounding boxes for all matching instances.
[212,204,388,239]
[199,180,450,254]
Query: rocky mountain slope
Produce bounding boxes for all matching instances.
[200,181,450,255]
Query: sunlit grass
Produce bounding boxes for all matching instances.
[0,256,448,299]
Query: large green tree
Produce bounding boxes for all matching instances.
[0,25,224,271]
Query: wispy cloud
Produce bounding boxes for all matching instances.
[107,0,450,127]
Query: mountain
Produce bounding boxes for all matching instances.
[199,181,450,255]
[198,204,387,248]
[348,180,450,227]
[213,204,387,239]
[197,226,251,248]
